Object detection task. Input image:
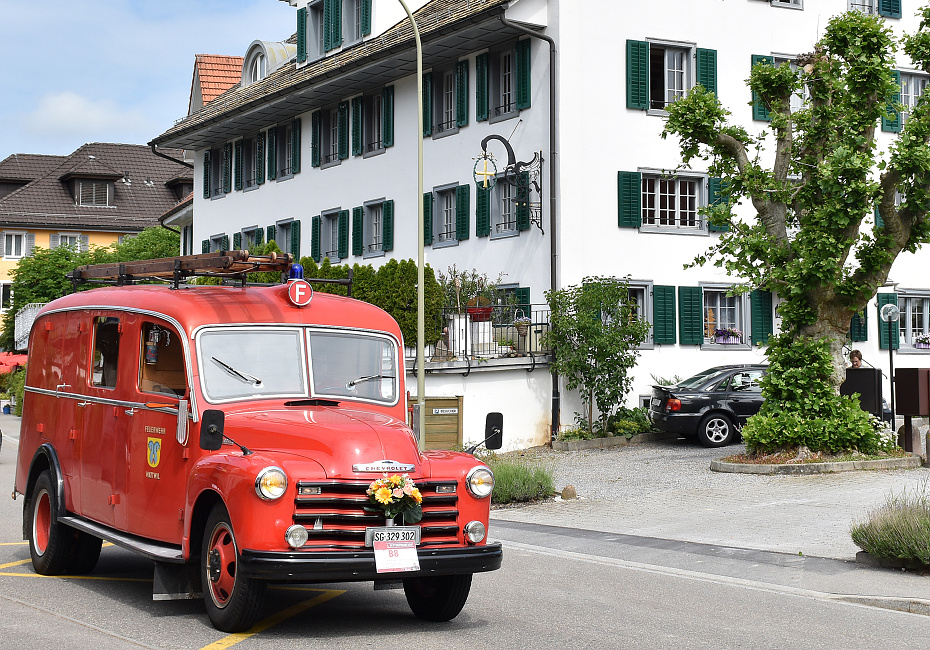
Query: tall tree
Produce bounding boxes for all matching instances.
[662,9,930,392]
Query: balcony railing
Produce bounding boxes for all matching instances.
[404,305,551,362]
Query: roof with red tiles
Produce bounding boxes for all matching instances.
[190,54,244,113]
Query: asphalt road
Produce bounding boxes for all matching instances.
[2,422,930,648]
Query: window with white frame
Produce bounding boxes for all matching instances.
[3,232,24,260]
[703,288,746,344]
[247,52,265,85]
[274,122,294,178]
[324,107,339,164]
[773,57,810,112]
[365,202,382,254]
[56,233,79,249]
[243,137,258,188]
[435,69,456,134]
[345,0,363,45]
[850,0,901,16]
[850,0,878,13]
[241,227,261,249]
[898,294,930,347]
[209,234,227,253]
[0,283,11,311]
[628,282,654,345]
[771,0,802,8]
[493,177,516,236]
[650,43,691,110]
[78,180,109,207]
[437,188,457,243]
[321,213,340,261]
[308,0,325,60]
[365,92,383,154]
[181,225,194,256]
[276,221,294,255]
[641,174,701,230]
[490,46,517,120]
[901,72,928,124]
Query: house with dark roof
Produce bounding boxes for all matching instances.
[0,142,193,309]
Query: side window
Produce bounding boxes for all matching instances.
[92,317,121,389]
[139,323,187,397]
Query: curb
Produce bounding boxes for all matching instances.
[855,550,930,572]
[709,454,923,474]
[552,431,679,452]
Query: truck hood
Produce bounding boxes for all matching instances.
[223,406,426,479]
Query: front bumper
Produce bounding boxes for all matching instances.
[238,542,503,582]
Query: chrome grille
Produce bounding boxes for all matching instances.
[293,479,460,550]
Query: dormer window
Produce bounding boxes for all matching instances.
[248,53,265,84]
[78,180,110,207]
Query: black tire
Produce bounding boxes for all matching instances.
[67,531,102,574]
[697,413,735,447]
[201,502,266,633]
[403,574,472,622]
[26,470,74,575]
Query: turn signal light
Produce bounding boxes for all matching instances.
[666,398,682,412]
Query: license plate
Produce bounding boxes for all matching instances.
[365,526,421,547]
[651,397,661,407]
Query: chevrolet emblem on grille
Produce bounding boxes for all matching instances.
[352,460,416,472]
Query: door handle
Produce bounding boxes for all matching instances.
[125,408,136,416]
[77,401,89,408]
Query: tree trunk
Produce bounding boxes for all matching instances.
[798,311,854,394]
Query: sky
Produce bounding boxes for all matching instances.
[0,0,296,157]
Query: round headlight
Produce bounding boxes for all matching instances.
[285,525,309,549]
[255,466,288,500]
[464,520,486,544]
[466,466,494,499]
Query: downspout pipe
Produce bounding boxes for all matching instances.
[149,143,194,169]
[498,13,560,443]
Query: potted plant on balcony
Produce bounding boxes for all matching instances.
[915,333,930,349]
[714,327,743,344]
[514,311,532,338]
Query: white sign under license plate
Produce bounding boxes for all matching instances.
[373,540,420,573]
[365,525,421,546]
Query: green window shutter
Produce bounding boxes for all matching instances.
[696,48,717,97]
[382,200,394,252]
[254,227,263,245]
[476,186,490,237]
[423,72,433,136]
[626,40,649,110]
[476,53,489,122]
[879,0,902,18]
[882,70,902,133]
[751,55,775,121]
[202,239,209,253]
[382,86,394,147]
[233,232,242,249]
[678,286,704,345]
[267,225,276,243]
[311,215,322,262]
[257,132,266,184]
[423,192,433,245]
[338,101,349,160]
[456,185,470,241]
[361,0,372,35]
[330,0,342,49]
[515,287,531,313]
[221,234,229,251]
[455,60,469,127]
[202,150,211,198]
[290,220,301,258]
[516,171,531,230]
[516,39,531,110]
[877,293,900,349]
[223,143,232,194]
[267,127,277,181]
[323,0,333,51]
[875,205,885,230]
[311,111,321,167]
[297,7,307,63]
[617,171,642,228]
[707,177,730,232]
[291,118,301,174]
[652,285,677,344]
[850,310,868,343]
[352,206,363,256]
[351,96,363,156]
[750,290,773,345]
[337,211,349,259]
[234,140,243,190]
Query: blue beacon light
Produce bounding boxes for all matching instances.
[288,264,304,280]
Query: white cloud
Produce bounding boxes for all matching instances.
[23,92,156,145]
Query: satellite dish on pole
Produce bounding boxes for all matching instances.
[880,303,900,323]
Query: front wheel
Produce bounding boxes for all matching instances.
[697,413,735,447]
[403,574,472,622]
[201,503,266,633]
[27,470,73,575]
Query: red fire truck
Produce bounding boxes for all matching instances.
[13,251,502,632]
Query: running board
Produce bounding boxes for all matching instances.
[59,515,185,563]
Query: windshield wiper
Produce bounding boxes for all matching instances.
[212,357,262,386]
[346,374,395,389]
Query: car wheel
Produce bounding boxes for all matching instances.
[201,502,266,633]
[697,413,735,447]
[403,574,472,622]
[27,470,74,575]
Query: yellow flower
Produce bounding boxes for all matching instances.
[375,487,393,504]
[389,474,403,486]
[410,488,422,504]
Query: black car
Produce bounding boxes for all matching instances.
[648,365,767,447]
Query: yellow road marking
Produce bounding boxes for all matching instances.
[199,589,345,649]
[0,572,151,582]
[0,559,32,569]
[0,542,28,546]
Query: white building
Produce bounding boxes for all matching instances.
[150,0,930,450]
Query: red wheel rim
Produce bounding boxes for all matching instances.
[206,523,237,607]
[33,489,50,555]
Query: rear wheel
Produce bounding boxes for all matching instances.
[403,574,472,622]
[27,470,73,575]
[697,413,735,447]
[201,503,266,633]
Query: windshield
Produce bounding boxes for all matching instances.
[308,331,398,404]
[675,368,728,390]
[198,328,307,401]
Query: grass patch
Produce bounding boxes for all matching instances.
[850,480,930,565]
[486,457,555,505]
[722,448,908,465]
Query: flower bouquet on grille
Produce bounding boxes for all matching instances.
[365,474,423,523]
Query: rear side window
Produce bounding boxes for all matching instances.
[139,322,188,397]
[92,316,120,388]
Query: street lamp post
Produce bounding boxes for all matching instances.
[880,302,900,427]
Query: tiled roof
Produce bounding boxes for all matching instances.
[0,153,67,182]
[0,143,193,232]
[193,54,244,106]
[154,0,512,148]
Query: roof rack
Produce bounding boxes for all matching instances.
[68,250,294,290]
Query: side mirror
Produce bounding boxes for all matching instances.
[485,412,503,450]
[200,409,225,451]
